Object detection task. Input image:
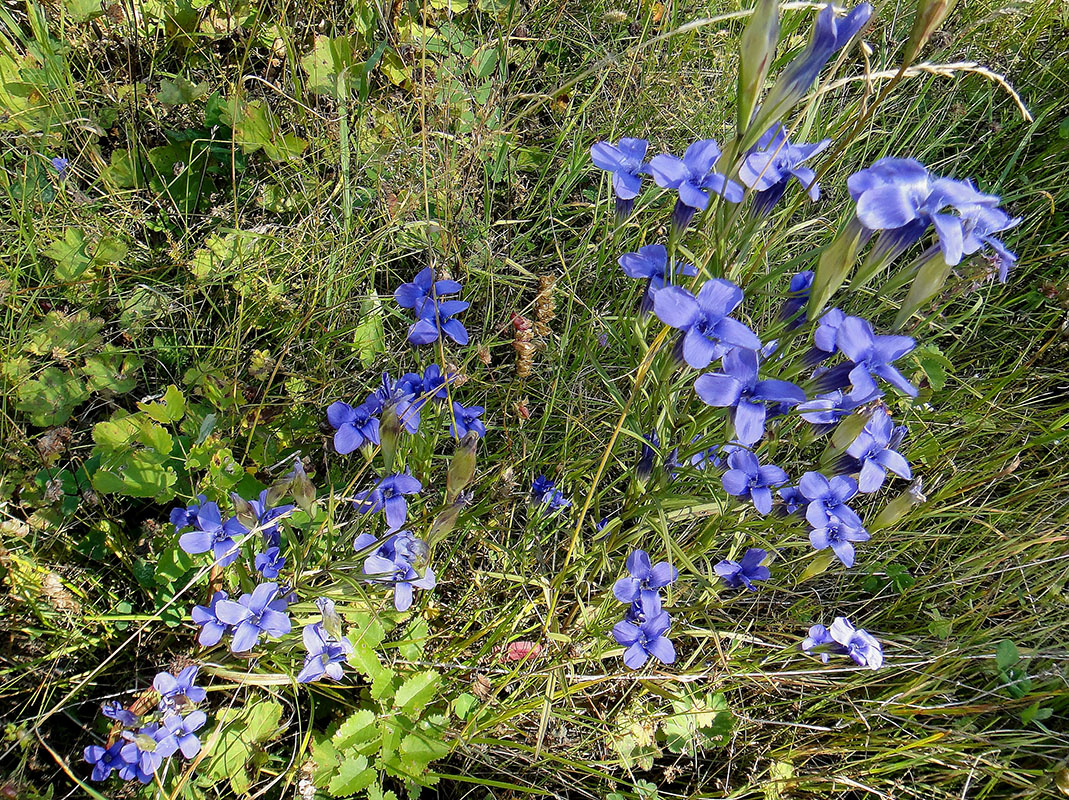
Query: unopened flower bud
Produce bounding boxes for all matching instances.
[902,0,955,67]
[379,403,402,474]
[286,458,316,514]
[315,597,343,641]
[428,492,471,545]
[230,492,257,528]
[446,431,479,503]
[869,478,925,532]
[737,0,780,136]
[830,408,870,451]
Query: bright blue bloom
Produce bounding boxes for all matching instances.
[408,298,470,346]
[450,402,486,438]
[169,494,207,530]
[541,488,571,513]
[297,621,354,683]
[613,549,678,609]
[799,471,863,529]
[101,701,139,728]
[694,348,806,444]
[714,547,770,590]
[394,266,462,318]
[722,449,788,515]
[355,531,436,612]
[740,127,831,216]
[849,158,999,266]
[591,138,649,216]
[623,590,662,624]
[119,723,179,783]
[254,546,286,579]
[177,502,246,567]
[153,665,205,709]
[245,489,294,547]
[959,203,1021,282]
[531,475,569,512]
[612,610,675,669]
[421,363,454,401]
[845,410,911,492]
[51,156,69,176]
[804,306,846,365]
[618,244,698,314]
[83,741,127,781]
[214,582,293,653]
[797,389,874,432]
[809,515,870,567]
[648,139,745,229]
[531,474,556,502]
[779,270,814,329]
[689,440,739,470]
[327,400,380,454]
[374,373,422,433]
[158,710,207,759]
[191,590,231,646]
[834,316,917,398]
[777,485,807,515]
[353,472,422,531]
[804,617,883,669]
[653,278,760,369]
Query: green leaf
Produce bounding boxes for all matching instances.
[798,549,836,582]
[43,228,91,281]
[333,709,378,752]
[92,450,178,499]
[910,344,954,392]
[147,142,217,214]
[16,367,88,426]
[138,384,186,424]
[470,47,498,78]
[451,693,478,720]
[394,670,440,717]
[352,295,385,368]
[103,148,144,189]
[301,35,360,98]
[367,783,399,800]
[154,544,193,585]
[157,75,208,105]
[81,347,141,394]
[995,639,1019,670]
[64,0,106,22]
[231,100,307,162]
[660,690,732,755]
[372,668,397,702]
[379,49,412,89]
[202,699,282,794]
[25,310,103,358]
[327,754,374,796]
[1020,701,1053,725]
[399,729,451,777]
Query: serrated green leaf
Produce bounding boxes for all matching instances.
[157,75,208,105]
[24,310,103,357]
[16,367,89,427]
[139,384,186,424]
[332,709,378,752]
[43,227,91,281]
[81,347,141,394]
[372,667,397,702]
[399,729,450,776]
[327,754,374,796]
[394,670,439,717]
[138,418,174,455]
[367,783,399,800]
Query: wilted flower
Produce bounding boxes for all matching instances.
[612,611,676,669]
[352,472,423,531]
[648,139,745,230]
[722,449,788,515]
[714,547,770,590]
[636,431,659,482]
[740,126,831,216]
[653,278,760,369]
[959,203,1021,282]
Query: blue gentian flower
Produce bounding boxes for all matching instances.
[959,203,1021,282]
[833,316,917,398]
[353,472,422,531]
[618,244,698,314]
[591,137,649,216]
[297,621,354,683]
[612,610,676,669]
[849,158,999,266]
[846,411,911,492]
[694,348,806,445]
[421,363,454,401]
[689,440,739,470]
[648,139,745,229]
[245,489,294,547]
[327,400,380,454]
[191,590,231,646]
[804,306,846,365]
[801,623,838,663]
[722,449,788,515]
[177,502,247,567]
[160,709,207,759]
[408,298,470,346]
[829,616,883,669]
[799,471,863,529]
[623,590,662,624]
[450,402,486,438]
[714,547,770,590]
[808,515,870,567]
[375,373,422,433]
[394,266,462,318]
[653,278,760,369]
[613,549,678,609]
[777,485,807,515]
[119,723,179,783]
[779,270,815,329]
[531,474,556,502]
[740,127,831,216]
[636,431,659,482]
[531,474,571,513]
[101,701,139,728]
[170,494,207,530]
[83,740,126,781]
[355,531,436,612]
[153,665,205,709]
[797,389,874,432]
[51,156,69,177]
[213,582,293,653]
[254,546,286,579]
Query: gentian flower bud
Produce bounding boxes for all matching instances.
[379,402,402,474]
[447,431,479,503]
[230,493,257,529]
[869,477,925,532]
[902,0,955,67]
[737,0,780,135]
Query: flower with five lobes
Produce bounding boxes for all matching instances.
[612,610,676,670]
[327,399,380,454]
[176,501,247,567]
[352,472,423,531]
[613,549,678,609]
[834,316,918,399]
[798,471,864,529]
[408,297,470,346]
[721,449,789,515]
[653,278,760,369]
[590,137,649,201]
[297,621,354,683]
[160,710,208,759]
[694,347,806,445]
[213,582,293,653]
[808,515,870,567]
[618,244,698,314]
[449,402,486,439]
[649,139,744,228]
[740,126,831,216]
[153,666,205,709]
[846,410,911,492]
[802,616,883,669]
[394,266,463,318]
[714,547,771,590]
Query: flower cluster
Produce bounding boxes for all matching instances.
[802,616,883,669]
[611,550,678,669]
[84,667,207,783]
[173,489,294,574]
[355,531,436,612]
[531,474,571,514]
